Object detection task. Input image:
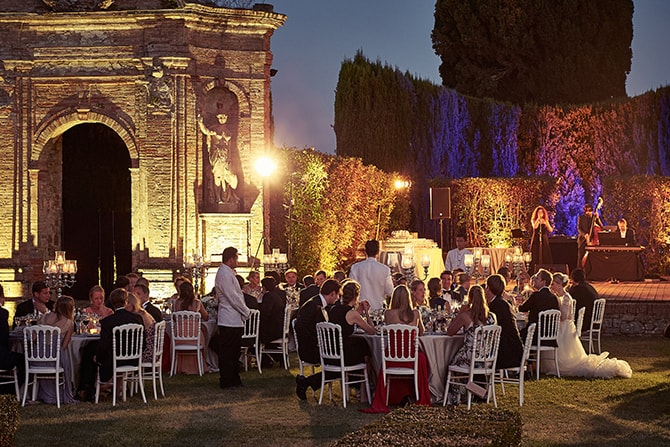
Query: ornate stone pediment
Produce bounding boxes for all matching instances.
[41,0,114,11]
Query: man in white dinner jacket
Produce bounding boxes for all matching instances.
[349,240,393,311]
[215,246,250,389]
[445,234,472,272]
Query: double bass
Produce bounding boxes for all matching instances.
[587,197,604,246]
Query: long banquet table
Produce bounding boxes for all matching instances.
[353,331,464,403]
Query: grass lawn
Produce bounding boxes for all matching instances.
[12,335,670,447]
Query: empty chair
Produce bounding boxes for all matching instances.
[95,323,146,406]
[443,324,502,409]
[0,367,20,400]
[141,320,167,400]
[22,325,64,408]
[528,309,561,379]
[315,322,370,408]
[380,324,419,405]
[259,305,295,372]
[240,309,260,372]
[293,318,318,377]
[170,311,203,376]
[581,298,606,354]
[497,323,536,406]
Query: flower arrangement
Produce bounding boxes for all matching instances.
[201,294,218,318]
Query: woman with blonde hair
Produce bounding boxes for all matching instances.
[384,285,425,336]
[126,292,156,363]
[445,285,496,405]
[38,295,76,404]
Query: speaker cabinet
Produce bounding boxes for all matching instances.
[430,187,451,220]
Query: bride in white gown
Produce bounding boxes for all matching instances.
[545,273,632,378]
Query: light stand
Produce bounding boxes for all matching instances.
[43,251,77,300]
[184,253,209,297]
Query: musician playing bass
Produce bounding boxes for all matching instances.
[577,203,603,267]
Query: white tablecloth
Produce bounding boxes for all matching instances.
[353,332,464,402]
[165,318,219,371]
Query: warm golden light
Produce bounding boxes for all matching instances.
[394,179,411,189]
[255,156,277,177]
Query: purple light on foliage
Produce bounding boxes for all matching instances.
[489,103,520,177]
[659,89,670,176]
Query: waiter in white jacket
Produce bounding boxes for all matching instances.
[349,240,394,311]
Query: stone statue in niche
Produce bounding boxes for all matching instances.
[147,62,173,113]
[198,109,239,204]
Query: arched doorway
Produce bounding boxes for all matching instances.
[61,123,132,300]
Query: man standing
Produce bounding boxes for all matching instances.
[349,240,393,311]
[577,204,603,267]
[518,269,560,345]
[96,288,144,384]
[486,274,524,369]
[294,279,342,399]
[445,234,472,272]
[568,268,599,333]
[15,281,54,319]
[215,247,250,389]
[133,282,163,323]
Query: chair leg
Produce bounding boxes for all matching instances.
[112,374,117,407]
[536,346,541,380]
[442,370,452,406]
[21,371,29,407]
[341,371,348,408]
[55,371,61,409]
[519,374,524,406]
[553,348,561,378]
[152,366,158,400]
[158,367,165,397]
[170,347,177,377]
[597,331,602,355]
[363,369,371,405]
[318,370,326,405]
[197,348,203,376]
[137,370,147,404]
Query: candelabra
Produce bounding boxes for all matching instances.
[464,248,490,284]
[523,251,532,273]
[43,251,77,299]
[263,248,289,274]
[183,253,209,297]
[399,247,431,283]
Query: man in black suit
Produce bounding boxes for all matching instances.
[486,274,524,369]
[95,288,144,383]
[133,282,163,323]
[14,281,54,321]
[299,275,319,307]
[294,279,341,399]
[0,285,24,391]
[568,268,599,333]
[577,203,603,267]
[518,269,560,346]
[616,218,636,246]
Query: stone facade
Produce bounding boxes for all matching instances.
[603,302,670,336]
[0,1,285,297]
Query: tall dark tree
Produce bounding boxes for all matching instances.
[432,0,633,105]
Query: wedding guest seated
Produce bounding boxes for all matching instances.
[427,277,446,310]
[363,285,430,413]
[242,270,263,300]
[173,281,210,374]
[37,296,77,404]
[133,282,163,323]
[264,270,287,305]
[409,279,427,310]
[392,272,407,287]
[126,293,156,364]
[445,285,496,405]
[259,276,286,368]
[332,270,347,284]
[167,276,187,311]
[236,275,258,311]
[299,275,319,307]
[485,274,523,371]
[518,269,560,345]
[440,270,455,306]
[84,285,113,319]
[452,273,471,303]
[496,267,516,306]
[1,285,24,393]
[327,280,375,364]
[96,289,144,390]
[568,268,598,333]
[14,280,54,322]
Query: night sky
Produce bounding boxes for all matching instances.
[269,0,670,154]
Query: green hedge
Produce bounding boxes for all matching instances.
[333,406,522,447]
[0,394,19,447]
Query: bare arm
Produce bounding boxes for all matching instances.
[446,311,471,336]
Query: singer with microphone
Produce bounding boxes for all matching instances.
[530,205,553,273]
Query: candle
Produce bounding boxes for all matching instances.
[278,253,288,264]
[473,247,482,260]
[464,254,474,268]
[420,254,431,268]
[513,254,523,264]
[514,246,521,256]
[401,255,414,269]
[523,252,532,263]
[481,254,491,268]
[69,260,78,274]
[504,253,512,264]
[387,253,398,268]
[55,251,66,265]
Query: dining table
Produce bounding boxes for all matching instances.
[9,330,100,389]
[163,318,219,372]
[352,330,464,403]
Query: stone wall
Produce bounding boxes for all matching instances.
[603,302,670,336]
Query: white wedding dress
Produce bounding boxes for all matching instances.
[544,293,632,378]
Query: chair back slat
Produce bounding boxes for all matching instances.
[171,311,201,342]
[537,310,561,342]
[23,325,61,363]
[283,305,296,336]
[243,309,260,339]
[381,324,418,362]
[592,298,606,328]
[471,324,502,368]
[520,323,536,367]
[152,321,167,363]
[575,307,586,335]
[316,322,343,362]
[113,324,144,362]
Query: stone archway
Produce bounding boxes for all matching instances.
[60,123,132,298]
